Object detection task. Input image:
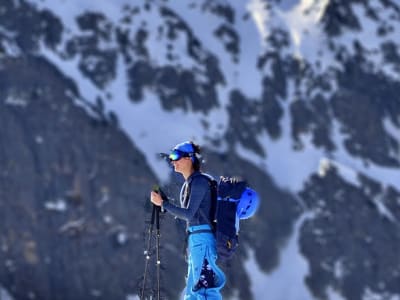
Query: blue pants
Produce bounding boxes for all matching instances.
[185,225,226,300]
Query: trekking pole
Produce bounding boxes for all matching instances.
[141,185,166,300]
[155,205,161,300]
[153,185,167,300]
[140,204,157,300]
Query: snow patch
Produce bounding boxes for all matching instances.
[383,117,400,161]
[331,120,400,191]
[363,288,400,300]
[332,2,400,81]
[280,0,330,58]
[0,286,14,300]
[44,198,67,212]
[169,1,264,100]
[371,195,397,223]
[318,157,362,188]
[244,213,314,300]
[240,96,326,193]
[326,286,346,300]
[248,0,269,43]
[4,95,28,107]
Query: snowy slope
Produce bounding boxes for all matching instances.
[30,0,400,192]
[32,0,262,183]
[35,0,400,299]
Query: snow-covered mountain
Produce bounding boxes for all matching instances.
[1,0,399,299]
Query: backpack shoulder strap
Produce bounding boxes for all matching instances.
[187,172,217,230]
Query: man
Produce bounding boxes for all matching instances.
[150,141,226,299]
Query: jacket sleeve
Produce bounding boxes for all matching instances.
[162,176,209,221]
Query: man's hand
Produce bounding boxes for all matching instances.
[150,191,163,206]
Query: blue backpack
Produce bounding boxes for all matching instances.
[192,174,260,261]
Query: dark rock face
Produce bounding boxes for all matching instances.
[299,168,400,300]
[332,58,400,167]
[0,0,62,53]
[0,56,186,300]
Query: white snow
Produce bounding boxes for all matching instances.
[169,1,264,100]
[0,286,14,300]
[318,157,362,188]
[326,286,347,300]
[235,85,327,193]
[44,198,67,212]
[371,195,397,223]
[329,2,400,81]
[0,25,21,57]
[244,213,314,300]
[363,288,400,300]
[383,117,400,161]
[330,119,400,191]
[248,0,269,43]
[279,0,330,61]
[4,95,28,107]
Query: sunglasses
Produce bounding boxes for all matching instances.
[168,150,191,161]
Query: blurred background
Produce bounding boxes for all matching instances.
[0,0,399,299]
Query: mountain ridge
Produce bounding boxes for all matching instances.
[1,0,399,299]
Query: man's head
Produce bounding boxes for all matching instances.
[168,141,201,174]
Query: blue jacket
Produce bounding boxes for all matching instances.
[162,171,213,229]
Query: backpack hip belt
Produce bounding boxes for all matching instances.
[187,224,214,236]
